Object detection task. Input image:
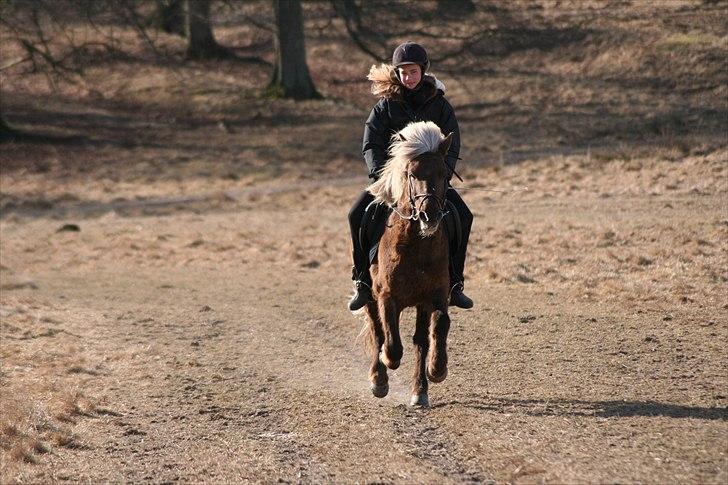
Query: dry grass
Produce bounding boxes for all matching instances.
[0,391,90,482]
[1,1,725,202]
[0,1,726,482]
[460,148,727,310]
[0,297,97,482]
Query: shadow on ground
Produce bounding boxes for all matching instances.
[433,396,728,421]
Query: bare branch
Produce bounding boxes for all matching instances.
[239,13,275,33]
[331,0,387,62]
[0,56,31,71]
[118,0,163,60]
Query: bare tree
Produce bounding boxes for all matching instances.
[331,1,584,74]
[184,0,228,59]
[267,0,320,99]
[150,0,185,36]
[1,0,133,80]
[332,0,387,62]
[0,104,19,143]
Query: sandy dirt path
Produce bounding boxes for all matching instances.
[1,174,726,483]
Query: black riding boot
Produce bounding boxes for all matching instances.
[449,280,473,309]
[446,189,473,309]
[348,268,373,311]
[449,259,473,309]
[348,191,376,311]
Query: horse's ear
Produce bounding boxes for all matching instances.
[438,132,453,155]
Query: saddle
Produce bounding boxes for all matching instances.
[359,198,462,265]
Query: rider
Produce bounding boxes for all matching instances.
[347,41,474,311]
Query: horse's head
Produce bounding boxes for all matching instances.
[367,121,454,237]
[406,133,452,236]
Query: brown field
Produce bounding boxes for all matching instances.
[1,1,727,483]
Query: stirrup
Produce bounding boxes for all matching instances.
[348,280,373,311]
[449,282,473,309]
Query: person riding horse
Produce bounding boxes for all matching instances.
[348,41,473,311]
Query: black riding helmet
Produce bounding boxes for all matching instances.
[392,41,430,73]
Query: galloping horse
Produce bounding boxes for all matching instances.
[364,121,454,407]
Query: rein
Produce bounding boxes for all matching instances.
[453,185,530,194]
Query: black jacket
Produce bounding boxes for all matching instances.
[362,74,460,180]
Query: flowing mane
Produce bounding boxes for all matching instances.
[368,121,445,206]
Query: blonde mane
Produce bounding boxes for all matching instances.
[368,121,445,206]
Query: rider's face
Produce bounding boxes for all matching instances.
[398,64,422,90]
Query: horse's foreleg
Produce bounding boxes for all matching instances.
[378,296,403,370]
[410,305,431,407]
[427,306,450,383]
[365,301,388,398]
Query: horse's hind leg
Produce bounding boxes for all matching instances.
[378,295,403,370]
[410,305,430,407]
[365,302,388,398]
[427,305,450,383]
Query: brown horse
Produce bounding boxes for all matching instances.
[363,121,453,407]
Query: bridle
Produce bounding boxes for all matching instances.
[391,171,449,224]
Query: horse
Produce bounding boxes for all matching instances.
[363,121,454,407]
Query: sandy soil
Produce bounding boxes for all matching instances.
[1,1,727,483]
[1,154,727,483]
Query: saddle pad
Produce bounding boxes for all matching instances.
[360,200,462,265]
[359,200,391,265]
[443,199,462,256]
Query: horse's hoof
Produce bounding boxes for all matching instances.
[409,393,429,407]
[427,367,448,383]
[371,382,389,398]
[379,350,400,370]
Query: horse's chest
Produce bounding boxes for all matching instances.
[381,233,448,276]
[399,246,442,268]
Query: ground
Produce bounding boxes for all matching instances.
[1,1,727,483]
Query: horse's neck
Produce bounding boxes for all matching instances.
[387,214,441,245]
[384,218,446,276]
[388,215,417,241]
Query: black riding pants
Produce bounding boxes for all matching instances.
[347,188,473,284]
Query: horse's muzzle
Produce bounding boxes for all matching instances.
[418,212,443,237]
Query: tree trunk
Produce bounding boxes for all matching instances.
[0,103,19,143]
[184,0,225,59]
[436,0,476,17]
[151,0,185,37]
[268,0,320,99]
